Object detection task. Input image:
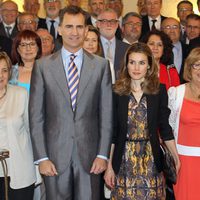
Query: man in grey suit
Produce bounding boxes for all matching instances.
[29,5,112,200]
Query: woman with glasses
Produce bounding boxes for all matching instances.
[10,30,42,92]
[168,47,200,200]
[142,29,180,90]
[0,52,36,200]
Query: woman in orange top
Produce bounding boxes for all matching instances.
[168,48,200,200]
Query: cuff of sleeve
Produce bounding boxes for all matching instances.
[97,155,108,160]
[34,157,49,165]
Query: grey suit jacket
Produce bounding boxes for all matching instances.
[29,50,113,174]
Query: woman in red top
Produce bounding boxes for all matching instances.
[142,30,180,90]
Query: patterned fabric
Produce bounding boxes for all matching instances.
[111,95,165,200]
[68,54,79,111]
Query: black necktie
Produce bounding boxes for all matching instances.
[151,19,157,30]
[5,26,11,38]
[50,20,55,40]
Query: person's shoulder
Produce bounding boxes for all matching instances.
[8,84,27,96]
[84,50,107,63]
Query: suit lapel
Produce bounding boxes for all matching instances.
[49,51,71,103]
[146,94,155,130]
[76,51,94,104]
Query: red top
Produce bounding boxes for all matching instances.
[159,63,180,90]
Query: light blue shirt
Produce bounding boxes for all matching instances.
[100,36,116,65]
[173,41,182,74]
[61,47,83,82]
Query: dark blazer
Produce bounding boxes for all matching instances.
[0,35,12,58]
[141,15,166,38]
[188,36,200,52]
[0,22,18,39]
[178,42,188,83]
[37,18,61,40]
[112,84,174,174]
[101,38,130,78]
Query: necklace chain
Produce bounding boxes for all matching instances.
[0,87,7,100]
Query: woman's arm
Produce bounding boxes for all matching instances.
[164,140,181,174]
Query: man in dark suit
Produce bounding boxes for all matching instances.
[87,0,106,27]
[0,0,18,39]
[96,8,129,83]
[0,35,12,58]
[162,17,188,83]
[38,0,61,40]
[141,0,166,38]
[29,5,112,200]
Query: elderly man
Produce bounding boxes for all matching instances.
[0,0,18,39]
[177,0,193,43]
[162,17,188,83]
[96,8,129,83]
[38,0,61,40]
[122,12,142,44]
[87,0,106,27]
[17,12,38,31]
[36,28,55,56]
[141,0,166,37]
[23,0,40,16]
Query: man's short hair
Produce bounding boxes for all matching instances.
[59,5,87,25]
[186,13,200,22]
[177,0,193,9]
[122,12,142,26]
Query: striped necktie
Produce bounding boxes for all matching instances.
[68,54,79,112]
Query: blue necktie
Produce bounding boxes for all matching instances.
[68,54,79,111]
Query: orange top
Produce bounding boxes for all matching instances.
[178,98,200,147]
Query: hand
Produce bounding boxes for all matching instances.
[39,160,58,176]
[174,156,181,175]
[90,157,107,174]
[104,163,115,189]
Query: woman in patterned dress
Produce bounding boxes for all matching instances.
[104,43,180,200]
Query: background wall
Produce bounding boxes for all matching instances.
[15,0,199,18]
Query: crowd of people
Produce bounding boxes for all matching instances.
[0,0,200,200]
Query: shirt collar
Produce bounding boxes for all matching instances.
[3,22,15,29]
[46,17,60,24]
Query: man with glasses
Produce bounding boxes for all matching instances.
[162,17,188,83]
[0,0,18,39]
[177,1,193,43]
[122,12,142,44]
[141,0,166,38]
[96,8,129,83]
[17,13,38,32]
[185,14,200,44]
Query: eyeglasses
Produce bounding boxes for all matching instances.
[124,22,142,28]
[19,42,37,49]
[178,8,192,12]
[186,25,200,30]
[40,37,52,43]
[162,25,180,30]
[19,20,36,25]
[1,9,18,14]
[98,19,119,26]
[191,63,200,70]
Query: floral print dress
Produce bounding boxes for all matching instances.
[111,95,165,200]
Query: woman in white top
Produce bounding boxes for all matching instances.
[0,52,36,200]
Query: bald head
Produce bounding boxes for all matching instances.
[161,17,180,44]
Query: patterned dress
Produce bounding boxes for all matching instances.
[111,95,165,200]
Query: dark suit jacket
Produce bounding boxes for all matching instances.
[37,18,61,40]
[188,36,200,52]
[178,42,188,83]
[0,22,18,39]
[112,84,174,174]
[141,15,166,38]
[0,35,12,58]
[101,38,130,79]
